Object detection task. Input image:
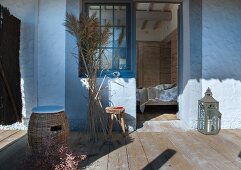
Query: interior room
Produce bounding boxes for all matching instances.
[135,3,180,122]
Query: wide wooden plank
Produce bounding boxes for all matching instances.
[0,130,26,151]
[154,132,195,170]
[220,130,241,148]
[138,132,176,169]
[0,130,5,134]
[167,131,238,170]
[0,130,19,142]
[191,131,241,168]
[126,132,150,170]
[0,135,28,169]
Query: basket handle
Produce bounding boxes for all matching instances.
[51,125,62,132]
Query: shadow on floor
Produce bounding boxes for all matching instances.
[142,149,176,170]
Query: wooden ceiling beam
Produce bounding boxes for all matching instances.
[136,11,172,21]
[163,4,171,11]
[153,21,161,30]
[148,3,154,11]
[141,20,148,30]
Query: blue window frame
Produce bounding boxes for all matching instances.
[84,3,133,78]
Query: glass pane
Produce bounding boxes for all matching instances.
[101,5,113,26]
[101,27,113,47]
[114,6,126,26]
[100,48,113,70]
[114,27,126,47]
[88,6,100,23]
[114,48,127,70]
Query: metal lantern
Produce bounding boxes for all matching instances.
[198,88,221,135]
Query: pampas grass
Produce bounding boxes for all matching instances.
[65,13,111,142]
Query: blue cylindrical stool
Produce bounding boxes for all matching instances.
[28,105,68,152]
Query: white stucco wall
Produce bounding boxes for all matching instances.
[37,0,66,107]
[109,78,136,131]
[0,0,36,120]
[202,0,241,129]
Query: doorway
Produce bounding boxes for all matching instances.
[135,2,181,122]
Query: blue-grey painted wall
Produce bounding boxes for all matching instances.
[202,0,241,128]
[37,0,66,107]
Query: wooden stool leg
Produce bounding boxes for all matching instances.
[120,114,125,137]
[108,113,114,138]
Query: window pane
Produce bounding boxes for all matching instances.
[114,48,127,70]
[101,5,113,26]
[114,27,126,47]
[100,48,113,69]
[88,6,100,23]
[114,6,126,26]
[101,27,113,47]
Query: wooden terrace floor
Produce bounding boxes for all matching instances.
[1,121,241,169]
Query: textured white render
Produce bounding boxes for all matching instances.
[109,78,136,131]
[0,0,36,120]
[202,0,241,129]
[37,0,66,107]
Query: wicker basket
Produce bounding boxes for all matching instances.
[28,106,68,152]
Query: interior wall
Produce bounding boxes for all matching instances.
[136,26,163,42]
[136,4,179,42]
[0,0,36,121]
[160,4,179,41]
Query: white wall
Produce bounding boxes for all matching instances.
[0,0,36,120]
[37,0,66,107]
[109,78,136,131]
[202,0,241,129]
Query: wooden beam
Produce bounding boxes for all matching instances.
[136,11,172,21]
[153,21,161,30]
[148,3,154,11]
[163,4,171,11]
[141,20,148,30]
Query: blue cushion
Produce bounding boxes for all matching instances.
[32,105,64,113]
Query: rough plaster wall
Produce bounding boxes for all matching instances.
[160,4,179,41]
[37,0,66,107]
[178,0,190,127]
[202,0,241,129]
[65,0,86,130]
[109,78,136,131]
[178,0,202,129]
[0,0,36,120]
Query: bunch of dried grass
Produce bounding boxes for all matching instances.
[65,13,111,142]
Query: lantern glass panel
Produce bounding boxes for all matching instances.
[198,88,221,135]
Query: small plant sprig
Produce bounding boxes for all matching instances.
[20,136,86,170]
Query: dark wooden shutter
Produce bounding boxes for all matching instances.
[0,5,22,125]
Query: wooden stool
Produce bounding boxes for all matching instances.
[106,106,125,137]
